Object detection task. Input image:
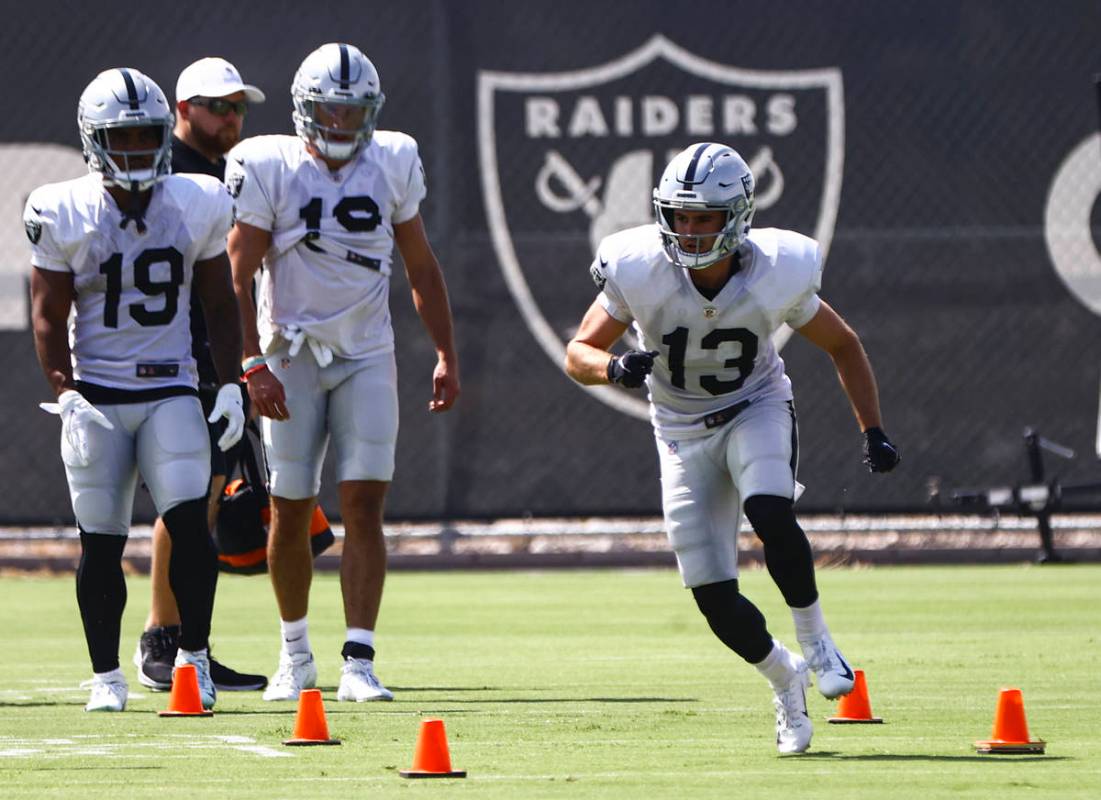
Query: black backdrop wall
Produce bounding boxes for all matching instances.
[3,1,1101,523]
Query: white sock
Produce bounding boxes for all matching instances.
[345,627,375,649]
[755,639,798,690]
[175,647,208,665]
[280,617,311,656]
[95,667,126,683]
[791,599,828,644]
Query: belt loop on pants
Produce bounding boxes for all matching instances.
[700,399,752,429]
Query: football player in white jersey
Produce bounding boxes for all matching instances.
[565,143,900,754]
[226,43,460,703]
[26,68,246,713]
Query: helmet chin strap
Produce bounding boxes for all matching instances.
[118,197,147,233]
[114,178,150,234]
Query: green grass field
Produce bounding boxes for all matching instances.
[0,565,1098,798]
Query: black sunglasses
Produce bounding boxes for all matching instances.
[188,97,248,117]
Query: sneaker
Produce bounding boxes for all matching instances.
[337,657,394,702]
[262,651,317,701]
[773,658,812,754]
[174,649,217,710]
[83,670,128,712]
[209,654,267,692]
[133,625,179,691]
[800,633,855,699]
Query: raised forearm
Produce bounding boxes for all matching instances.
[565,341,614,385]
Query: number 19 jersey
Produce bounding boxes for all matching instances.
[591,225,823,440]
[23,173,234,392]
[226,132,427,360]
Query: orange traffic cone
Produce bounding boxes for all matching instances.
[283,689,341,746]
[827,669,883,723]
[974,687,1045,754]
[399,719,466,778]
[158,663,214,717]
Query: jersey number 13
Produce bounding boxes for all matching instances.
[661,326,758,395]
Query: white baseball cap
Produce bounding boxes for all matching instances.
[176,57,265,104]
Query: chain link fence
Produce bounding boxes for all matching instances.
[2,0,1101,523]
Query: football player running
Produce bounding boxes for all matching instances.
[26,68,245,712]
[226,43,460,703]
[565,143,900,754]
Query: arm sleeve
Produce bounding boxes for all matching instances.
[783,238,824,328]
[197,183,236,261]
[590,250,633,324]
[23,193,70,273]
[393,143,427,224]
[226,150,275,231]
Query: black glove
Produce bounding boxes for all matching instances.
[862,427,900,473]
[607,350,658,389]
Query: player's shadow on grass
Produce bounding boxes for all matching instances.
[801,752,1065,763]
[0,701,80,708]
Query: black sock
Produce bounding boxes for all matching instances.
[162,498,218,652]
[691,579,773,663]
[76,531,128,673]
[744,494,818,608]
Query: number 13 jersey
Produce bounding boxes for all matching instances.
[591,225,824,440]
[226,132,426,360]
[23,173,234,392]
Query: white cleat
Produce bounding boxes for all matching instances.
[83,671,128,712]
[774,658,812,754]
[800,633,855,699]
[337,657,394,702]
[174,649,217,710]
[262,651,317,701]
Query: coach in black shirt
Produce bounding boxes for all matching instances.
[133,58,267,694]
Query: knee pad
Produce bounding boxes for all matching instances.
[161,497,209,544]
[743,494,817,608]
[691,579,773,663]
[743,495,799,544]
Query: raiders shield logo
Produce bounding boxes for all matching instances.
[24,208,43,244]
[478,35,844,420]
[226,169,245,199]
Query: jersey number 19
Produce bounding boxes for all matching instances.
[99,246,184,328]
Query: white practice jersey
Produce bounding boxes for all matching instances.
[24,173,234,391]
[592,225,823,439]
[226,132,426,360]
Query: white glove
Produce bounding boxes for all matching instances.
[283,324,334,367]
[207,383,245,452]
[39,390,114,467]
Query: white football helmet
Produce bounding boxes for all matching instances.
[77,68,173,191]
[652,143,755,269]
[292,43,385,161]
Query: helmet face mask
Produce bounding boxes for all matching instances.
[78,68,173,192]
[292,43,385,161]
[652,143,756,270]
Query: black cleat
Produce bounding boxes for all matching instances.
[210,655,268,691]
[133,625,179,691]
